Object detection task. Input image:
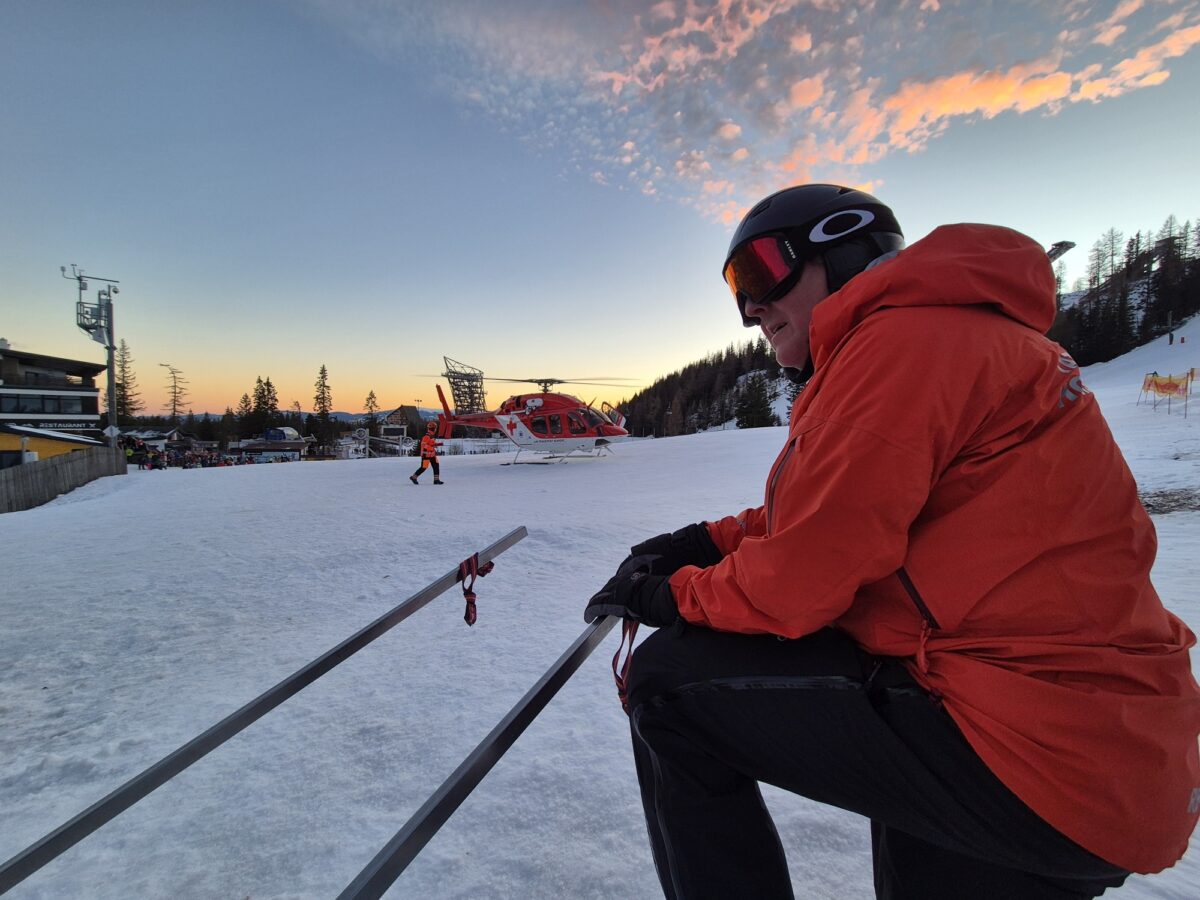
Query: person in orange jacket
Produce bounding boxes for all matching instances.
[410,421,444,484]
[585,184,1200,899]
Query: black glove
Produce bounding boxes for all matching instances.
[584,563,678,627]
[618,523,722,577]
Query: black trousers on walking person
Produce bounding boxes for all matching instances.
[627,623,1129,900]
[411,457,440,481]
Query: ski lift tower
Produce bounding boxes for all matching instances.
[442,356,487,415]
[1047,241,1075,262]
[64,265,120,447]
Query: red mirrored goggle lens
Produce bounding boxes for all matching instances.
[723,235,799,312]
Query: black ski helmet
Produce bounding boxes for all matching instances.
[723,183,904,326]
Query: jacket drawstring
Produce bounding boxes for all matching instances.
[916,620,931,675]
[457,553,495,626]
[613,620,639,712]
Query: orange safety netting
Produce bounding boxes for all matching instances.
[1142,373,1192,398]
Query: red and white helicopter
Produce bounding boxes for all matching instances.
[432,357,635,460]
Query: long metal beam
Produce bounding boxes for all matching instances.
[0,526,528,895]
[337,613,620,900]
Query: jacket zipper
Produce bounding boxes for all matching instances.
[765,439,796,534]
[896,567,940,677]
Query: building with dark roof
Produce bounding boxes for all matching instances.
[0,338,105,442]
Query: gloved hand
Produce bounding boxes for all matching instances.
[584,562,678,627]
[618,522,722,577]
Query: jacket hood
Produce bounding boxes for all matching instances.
[809,223,1057,370]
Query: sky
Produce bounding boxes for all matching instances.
[1,330,1198,898]
[3,0,1199,416]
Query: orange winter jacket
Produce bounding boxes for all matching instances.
[420,434,441,459]
[670,223,1200,873]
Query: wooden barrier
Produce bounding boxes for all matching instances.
[0,447,127,514]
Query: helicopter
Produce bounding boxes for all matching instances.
[431,358,636,460]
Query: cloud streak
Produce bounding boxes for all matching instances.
[304,0,1200,220]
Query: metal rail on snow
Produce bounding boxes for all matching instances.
[337,614,621,900]
[0,526,528,896]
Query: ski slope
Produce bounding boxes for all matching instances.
[1,326,1198,899]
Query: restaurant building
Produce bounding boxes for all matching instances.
[0,338,106,442]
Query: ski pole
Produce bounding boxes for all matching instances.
[337,614,622,900]
[0,526,527,896]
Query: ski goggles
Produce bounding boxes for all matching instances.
[723,233,806,326]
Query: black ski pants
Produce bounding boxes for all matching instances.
[412,457,440,480]
[626,623,1129,900]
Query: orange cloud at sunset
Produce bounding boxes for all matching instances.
[882,56,1073,151]
[1095,0,1145,46]
[400,0,1200,234]
[1077,24,1200,100]
[788,75,825,109]
[602,0,803,94]
[789,30,813,53]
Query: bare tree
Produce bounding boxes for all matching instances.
[161,364,189,424]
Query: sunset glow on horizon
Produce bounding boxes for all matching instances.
[4,0,1198,415]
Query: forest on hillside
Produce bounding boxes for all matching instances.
[617,338,791,438]
[621,214,1200,439]
[1048,215,1199,365]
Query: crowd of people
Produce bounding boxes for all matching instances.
[118,436,291,470]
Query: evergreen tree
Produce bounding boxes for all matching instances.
[194,414,218,442]
[219,407,238,449]
[113,339,144,423]
[785,375,803,409]
[665,389,685,436]
[263,378,280,426]
[1149,215,1186,336]
[313,365,334,451]
[735,373,779,429]
[1053,261,1066,311]
[235,393,254,438]
[246,376,281,437]
[363,390,380,435]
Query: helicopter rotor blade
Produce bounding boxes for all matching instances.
[485,378,641,388]
[420,367,641,390]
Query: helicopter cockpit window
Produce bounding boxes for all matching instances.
[567,413,587,435]
[549,415,563,435]
[583,409,605,428]
[530,416,548,436]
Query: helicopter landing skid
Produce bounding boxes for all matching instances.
[501,444,614,465]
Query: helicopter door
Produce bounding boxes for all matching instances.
[567,412,587,435]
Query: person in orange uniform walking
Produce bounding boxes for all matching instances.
[585,184,1200,899]
[410,421,444,485]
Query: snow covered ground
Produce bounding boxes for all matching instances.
[2,327,1198,899]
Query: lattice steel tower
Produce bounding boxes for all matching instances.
[442,357,487,415]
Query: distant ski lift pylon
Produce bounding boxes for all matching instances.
[1047,241,1075,262]
[442,356,488,416]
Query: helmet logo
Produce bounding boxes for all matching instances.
[809,209,875,243]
